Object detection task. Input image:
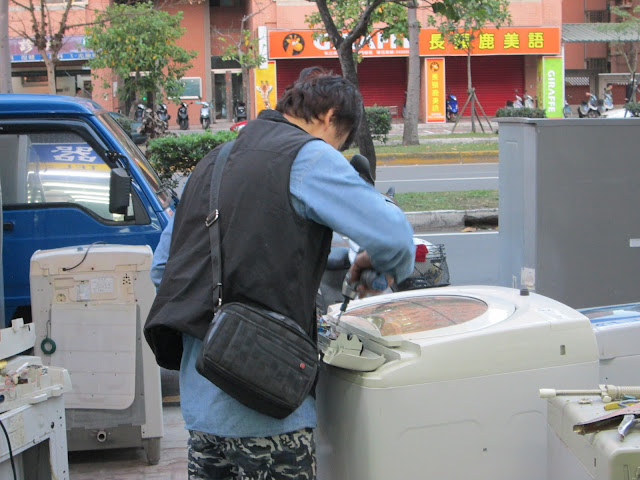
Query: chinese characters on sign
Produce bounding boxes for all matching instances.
[269,28,560,59]
[420,27,560,56]
[426,58,445,123]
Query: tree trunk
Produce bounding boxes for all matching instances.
[402,0,419,146]
[0,0,12,93]
[44,56,57,95]
[467,51,475,133]
[337,44,377,180]
[242,65,251,120]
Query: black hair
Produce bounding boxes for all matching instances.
[276,67,363,150]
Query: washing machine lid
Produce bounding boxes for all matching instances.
[339,289,515,345]
[580,303,640,326]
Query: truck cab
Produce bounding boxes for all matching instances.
[0,94,175,324]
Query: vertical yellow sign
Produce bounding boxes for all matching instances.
[255,61,277,116]
[426,58,445,123]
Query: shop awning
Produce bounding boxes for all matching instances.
[10,35,94,63]
[563,23,640,43]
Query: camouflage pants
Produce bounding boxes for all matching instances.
[187,428,316,480]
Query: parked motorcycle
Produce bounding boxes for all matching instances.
[134,103,145,122]
[234,100,247,123]
[563,98,572,118]
[316,154,450,316]
[578,92,600,118]
[602,85,614,113]
[196,101,212,130]
[446,93,459,122]
[156,103,170,132]
[523,90,534,108]
[177,102,189,130]
[513,90,524,108]
[157,103,170,123]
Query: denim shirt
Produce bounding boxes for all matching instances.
[152,139,415,437]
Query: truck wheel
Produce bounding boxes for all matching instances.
[143,437,161,465]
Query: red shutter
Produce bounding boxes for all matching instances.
[445,56,525,116]
[357,57,407,109]
[275,57,407,110]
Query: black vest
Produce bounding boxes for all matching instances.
[144,110,332,370]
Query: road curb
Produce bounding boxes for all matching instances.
[377,150,498,165]
[406,208,498,232]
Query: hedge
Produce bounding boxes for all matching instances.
[495,107,546,118]
[365,106,392,144]
[147,130,237,187]
[623,102,640,117]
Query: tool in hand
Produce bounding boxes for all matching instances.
[335,270,388,324]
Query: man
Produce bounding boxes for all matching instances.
[145,68,415,479]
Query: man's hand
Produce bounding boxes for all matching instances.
[348,251,394,297]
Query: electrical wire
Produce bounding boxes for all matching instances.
[0,417,17,480]
[62,241,106,272]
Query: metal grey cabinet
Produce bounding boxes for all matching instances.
[498,117,640,309]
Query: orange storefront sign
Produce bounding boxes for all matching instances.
[419,27,561,56]
[269,30,409,59]
[426,58,446,122]
[268,27,560,59]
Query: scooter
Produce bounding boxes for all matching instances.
[156,103,170,123]
[177,102,189,130]
[196,101,212,130]
[563,99,572,118]
[513,90,524,108]
[234,100,247,123]
[578,92,600,118]
[156,104,170,132]
[523,90,534,108]
[446,93,459,122]
[602,85,614,112]
[134,103,145,122]
[316,154,450,316]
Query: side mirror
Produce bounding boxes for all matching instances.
[109,167,132,215]
[350,154,375,186]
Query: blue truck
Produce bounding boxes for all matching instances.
[0,94,175,325]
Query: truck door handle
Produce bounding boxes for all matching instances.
[3,222,14,232]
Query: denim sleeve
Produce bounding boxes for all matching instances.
[150,214,173,288]
[290,141,415,283]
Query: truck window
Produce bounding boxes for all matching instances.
[0,131,131,222]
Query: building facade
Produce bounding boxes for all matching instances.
[9,0,567,123]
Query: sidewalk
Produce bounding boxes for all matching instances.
[169,117,500,166]
[170,116,500,139]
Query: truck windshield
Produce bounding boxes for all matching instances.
[98,112,172,210]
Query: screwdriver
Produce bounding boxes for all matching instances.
[335,269,388,323]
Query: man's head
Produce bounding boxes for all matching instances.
[276,67,363,151]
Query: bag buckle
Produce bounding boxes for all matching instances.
[205,209,219,227]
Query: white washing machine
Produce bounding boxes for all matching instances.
[316,286,600,480]
[580,303,640,385]
[29,244,163,464]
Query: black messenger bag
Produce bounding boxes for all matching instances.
[195,141,319,419]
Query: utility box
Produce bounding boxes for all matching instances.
[29,244,163,464]
[498,118,640,309]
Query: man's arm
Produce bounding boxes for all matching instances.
[290,141,415,285]
[150,215,174,288]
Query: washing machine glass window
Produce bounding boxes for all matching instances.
[346,296,488,336]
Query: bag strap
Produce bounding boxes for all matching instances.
[206,140,235,308]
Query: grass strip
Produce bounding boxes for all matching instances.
[344,141,498,156]
[395,190,499,212]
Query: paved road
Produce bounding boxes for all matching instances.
[375,162,499,193]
